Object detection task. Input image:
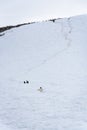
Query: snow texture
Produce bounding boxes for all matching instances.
[0,15,87,130]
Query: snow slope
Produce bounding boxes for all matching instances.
[0,15,87,130]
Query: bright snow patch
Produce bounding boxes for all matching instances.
[0,15,87,130]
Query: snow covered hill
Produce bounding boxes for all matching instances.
[0,15,87,130]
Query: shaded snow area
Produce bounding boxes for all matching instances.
[0,15,87,130]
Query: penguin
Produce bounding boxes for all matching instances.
[26,80,29,84]
[38,87,43,92]
[24,81,26,84]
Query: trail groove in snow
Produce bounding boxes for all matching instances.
[23,19,73,74]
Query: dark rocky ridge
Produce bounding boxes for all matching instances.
[0,22,34,33]
[0,18,62,36]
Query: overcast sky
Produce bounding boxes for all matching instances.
[0,0,87,26]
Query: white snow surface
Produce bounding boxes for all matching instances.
[0,15,87,130]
